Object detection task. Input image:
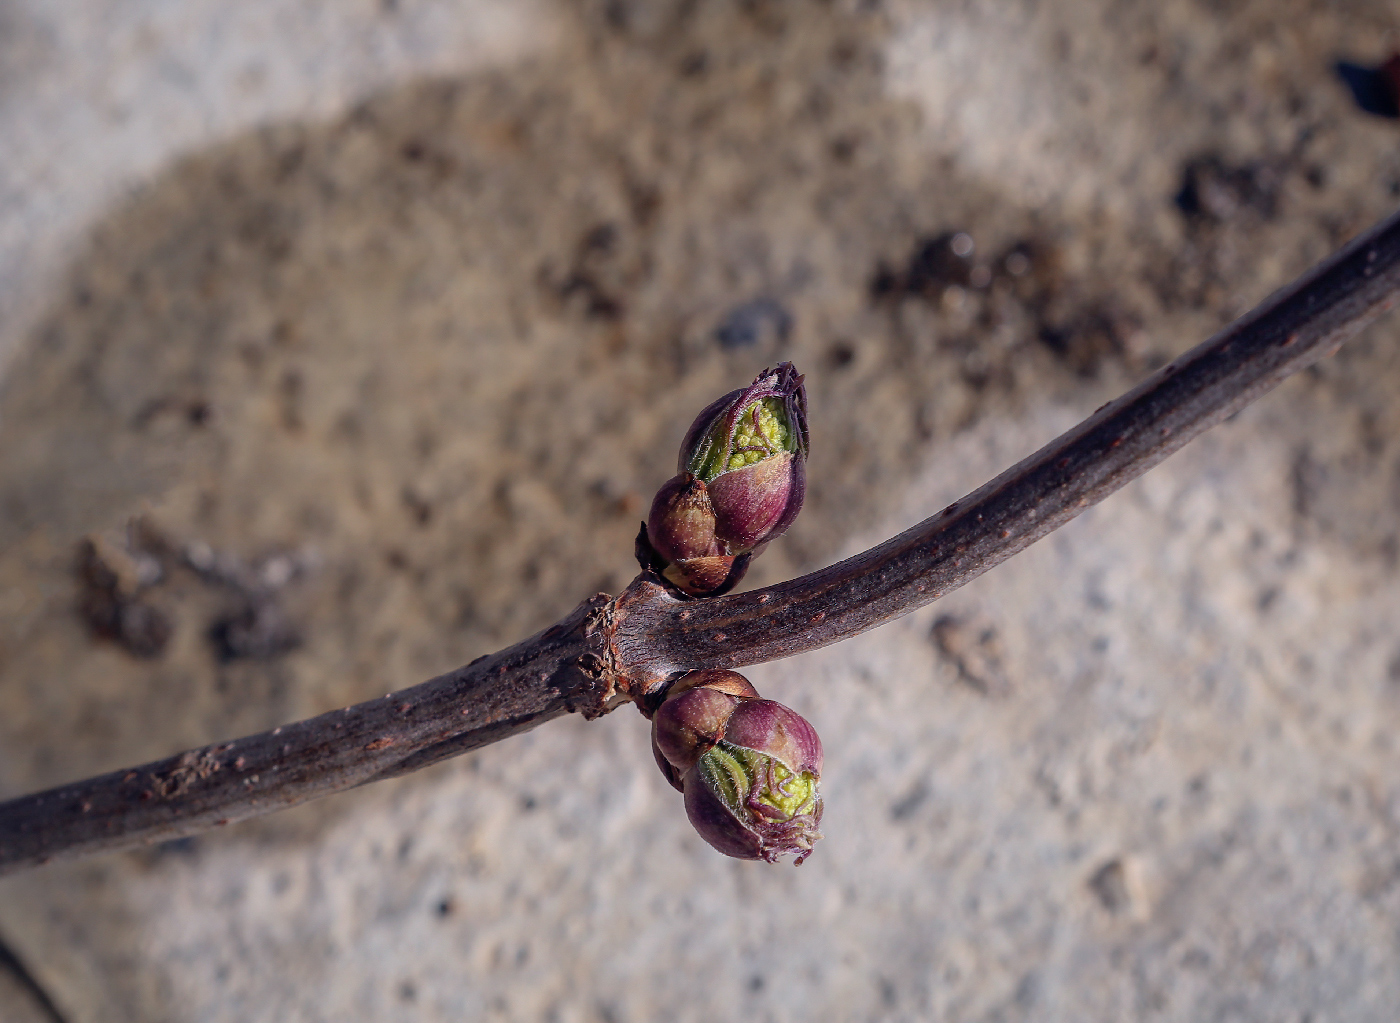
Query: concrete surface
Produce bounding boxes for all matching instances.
[2,1,1400,1020]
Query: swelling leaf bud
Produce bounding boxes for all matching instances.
[685,700,824,865]
[650,670,824,865]
[651,669,761,789]
[644,364,808,596]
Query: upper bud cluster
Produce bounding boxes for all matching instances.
[651,669,823,865]
[644,364,808,596]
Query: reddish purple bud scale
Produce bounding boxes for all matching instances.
[707,452,804,553]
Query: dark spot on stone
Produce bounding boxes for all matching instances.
[715,297,793,350]
[1036,302,1136,379]
[871,231,974,302]
[625,178,661,227]
[555,270,625,321]
[278,368,304,432]
[453,587,478,629]
[828,342,855,369]
[747,975,764,993]
[401,139,426,162]
[1291,444,1323,521]
[1180,946,1212,970]
[828,133,858,164]
[878,976,897,1007]
[273,142,306,182]
[931,614,1011,697]
[869,262,901,299]
[399,980,417,1002]
[436,896,455,918]
[830,38,859,69]
[110,601,172,659]
[1176,155,1282,224]
[132,394,213,431]
[208,599,300,663]
[890,780,929,821]
[679,50,709,77]
[76,536,172,659]
[401,486,433,527]
[154,836,200,858]
[1089,858,1129,912]
[581,223,617,256]
[604,0,630,31]
[1015,972,1040,1007]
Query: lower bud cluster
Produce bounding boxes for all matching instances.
[651,669,823,865]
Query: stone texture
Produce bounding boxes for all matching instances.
[2,1,1400,1020]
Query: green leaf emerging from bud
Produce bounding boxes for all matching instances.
[680,363,808,481]
[650,669,824,865]
[643,364,808,596]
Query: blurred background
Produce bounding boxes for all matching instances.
[2,1,1400,1019]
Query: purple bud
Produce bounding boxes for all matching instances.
[649,669,760,790]
[643,364,808,596]
[646,475,720,564]
[644,475,743,596]
[651,673,824,865]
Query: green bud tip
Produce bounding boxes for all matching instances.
[681,363,808,484]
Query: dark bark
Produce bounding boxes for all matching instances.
[3,207,1399,877]
[0,595,615,874]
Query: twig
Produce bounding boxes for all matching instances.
[3,208,1399,876]
[0,596,614,874]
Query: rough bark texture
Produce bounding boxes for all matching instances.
[0,596,613,873]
